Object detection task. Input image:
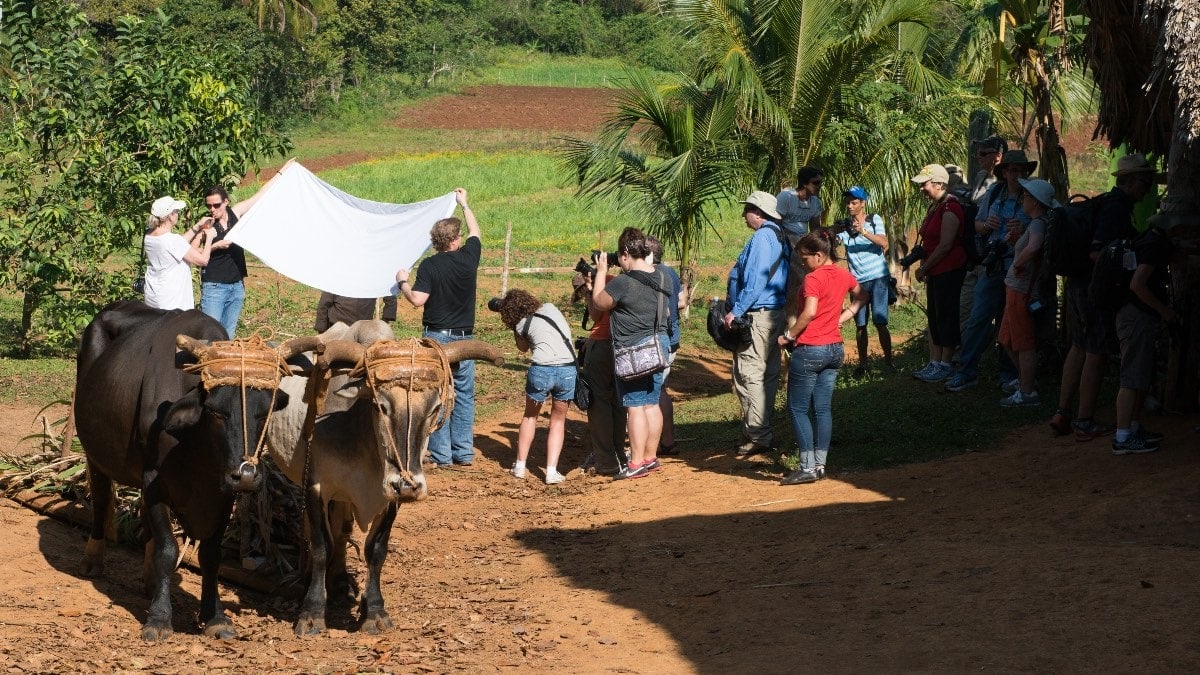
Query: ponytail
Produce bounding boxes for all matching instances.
[798,228,840,263]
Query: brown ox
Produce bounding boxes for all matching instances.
[266,320,502,635]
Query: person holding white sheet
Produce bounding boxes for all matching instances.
[395,187,482,467]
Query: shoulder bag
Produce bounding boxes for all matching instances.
[612,270,670,381]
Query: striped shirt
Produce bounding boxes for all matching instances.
[836,214,889,282]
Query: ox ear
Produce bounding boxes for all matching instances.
[164,389,204,433]
[273,390,291,411]
[333,378,369,399]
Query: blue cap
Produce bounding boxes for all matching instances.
[844,185,869,201]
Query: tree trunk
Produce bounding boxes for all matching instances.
[1160,116,1200,412]
[20,289,36,357]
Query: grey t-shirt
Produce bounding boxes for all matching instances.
[604,269,669,349]
[776,189,823,238]
[515,303,576,366]
[1004,216,1046,294]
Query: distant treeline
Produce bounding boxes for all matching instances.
[79,0,697,124]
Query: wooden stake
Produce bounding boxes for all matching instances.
[500,222,513,296]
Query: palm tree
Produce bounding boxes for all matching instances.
[558,69,754,304]
[560,0,982,285]
[241,0,332,38]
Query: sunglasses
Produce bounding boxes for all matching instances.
[977,151,997,158]
[205,201,224,209]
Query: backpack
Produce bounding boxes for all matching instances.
[1088,235,1137,311]
[1043,193,1110,278]
[941,194,980,266]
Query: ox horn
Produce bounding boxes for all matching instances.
[317,339,366,371]
[176,334,212,357]
[276,335,326,360]
[440,339,505,366]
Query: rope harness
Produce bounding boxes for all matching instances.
[346,338,453,492]
[180,335,292,475]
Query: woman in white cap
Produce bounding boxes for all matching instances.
[143,195,212,310]
[909,163,968,383]
[997,178,1056,407]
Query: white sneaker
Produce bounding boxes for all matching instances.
[511,464,526,479]
[1000,390,1040,407]
[544,468,566,485]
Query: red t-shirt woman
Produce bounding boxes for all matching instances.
[777,230,864,486]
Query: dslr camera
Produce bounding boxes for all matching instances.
[574,250,620,279]
[899,244,926,270]
[980,239,1008,277]
[830,218,859,237]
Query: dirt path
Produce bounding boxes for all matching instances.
[3,397,1200,672]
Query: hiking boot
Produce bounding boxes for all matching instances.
[544,468,566,485]
[1000,390,1040,408]
[1001,378,1020,394]
[1112,435,1159,455]
[944,372,978,392]
[781,469,820,485]
[1074,419,1114,442]
[736,442,773,457]
[1049,409,1073,436]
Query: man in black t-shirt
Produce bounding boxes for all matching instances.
[395,188,482,467]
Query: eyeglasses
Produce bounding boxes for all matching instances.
[205,201,224,209]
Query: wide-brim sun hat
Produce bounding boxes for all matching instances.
[910,164,950,185]
[740,190,782,220]
[1018,178,1060,209]
[993,150,1038,177]
[151,196,186,218]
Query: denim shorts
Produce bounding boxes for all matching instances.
[526,364,576,403]
[854,276,890,327]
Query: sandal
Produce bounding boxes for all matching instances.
[659,442,679,456]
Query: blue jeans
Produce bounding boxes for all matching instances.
[200,281,245,339]
[786,343,844,472]
[854,276,890,328]
[957,269,1017,382]
[423,330,476,465]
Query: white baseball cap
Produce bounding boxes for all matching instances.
[151,196,186,218]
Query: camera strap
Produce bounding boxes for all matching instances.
[137,224,148,277]
[528,312,578,364]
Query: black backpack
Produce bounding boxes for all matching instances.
[1088,228,1154,311]
[1043,193,1111,278]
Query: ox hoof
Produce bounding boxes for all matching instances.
[293,614,326,637]
[140,620,173,642]
[203,619,237,640]
[81,539,106,577]
[361,611,393,635]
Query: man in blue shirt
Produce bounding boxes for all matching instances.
[726,191,789,456]
[835,186,893,376]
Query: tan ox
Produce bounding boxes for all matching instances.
[266,320,502,636]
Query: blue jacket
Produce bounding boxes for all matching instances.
[728,222,789,317]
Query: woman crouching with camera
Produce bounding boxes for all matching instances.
[777,229,865,485]
[591,227,670,481]
[496,289,578,485]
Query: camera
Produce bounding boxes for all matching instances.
[487,297,503,312]
[980,240,1008,277]
[899,244,926,269]
[591,250,620,267]
[830,218,858,236]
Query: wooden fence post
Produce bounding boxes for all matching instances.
[500,222,513,296]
